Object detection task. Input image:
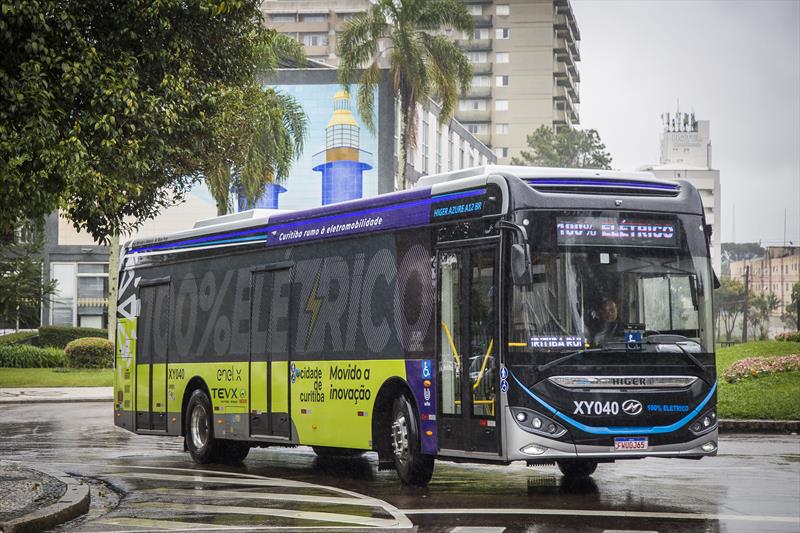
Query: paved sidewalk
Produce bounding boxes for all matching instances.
[0,387,112,404]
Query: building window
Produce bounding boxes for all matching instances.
[495,100,509,111]
[496,123,509,135]
[496,75,509,87]
[436,125,443,173]
[460,143,465,169]
[459,99,487,111]
[465,123,488,135]
[494,147,509,158]
[50,262,109,328]
[422,115,429,174]
[495,52,510,64]
[466,51,488,64]
[472,75,490,87]
[338,12,359,21]
[496,28,510,39]
[300,14,326,22]
[270,14,295,23]
[468,5,483,15]
[496,4,510,16]
[301,33,328,46]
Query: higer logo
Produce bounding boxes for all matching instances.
[622,399,643,416]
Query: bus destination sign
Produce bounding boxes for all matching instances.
[556,216,679,248]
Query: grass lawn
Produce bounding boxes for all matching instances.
[715,341,800,420]
[0,368,112,388]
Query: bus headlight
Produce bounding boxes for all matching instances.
[510,407,567,438]
[521,444,547,456]
[689,409,717,435]
[701,441,717,453]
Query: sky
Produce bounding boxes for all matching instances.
[571,0,800,245]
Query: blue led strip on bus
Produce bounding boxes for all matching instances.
[527,178,679,191]
[129,188,486,254]
[509,371,716,435]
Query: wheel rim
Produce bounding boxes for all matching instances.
[190,404,209,449]
[392,412,409,465]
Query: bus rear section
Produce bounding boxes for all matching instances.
[502,206,717,476]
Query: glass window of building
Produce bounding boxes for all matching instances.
[468,5,483,15]
[496,123,509,135]
[496,28,511,39]
[436,125,443,173]
[300,13,327,22]
[495,100,509,111]
[422,115,429,174]
[459,99,487,111]
[301,33,328,46]
[271,14,295,23]
[50,262,109,328]
[448,133,454,170]
[466,52,488,64]
[496,75,509,87]
[494,147,509,158]
[495,52,510,63]
[496,4,510,16]
[472,75,490,87]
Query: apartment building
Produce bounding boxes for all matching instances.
[730,247,800,317]
[261,0,582,164]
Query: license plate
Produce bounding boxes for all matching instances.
[614,437,648,451]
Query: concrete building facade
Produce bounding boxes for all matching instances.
[261,0,581,165]
[640,111,722,273]
[729,246,800,317]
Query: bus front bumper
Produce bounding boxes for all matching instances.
[504,407,719,462]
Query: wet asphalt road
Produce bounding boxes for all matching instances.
[0,402,798,532]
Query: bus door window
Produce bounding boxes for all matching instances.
[469,249,496,417]
[438,251,462,416]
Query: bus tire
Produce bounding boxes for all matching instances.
[557,459,597,478]
[312,446,365,458]
[219,440,250,464]
[391,393,434,485]
[184,389,222,464]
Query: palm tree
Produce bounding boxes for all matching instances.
[337,0,474,190]
[204,30,308,215]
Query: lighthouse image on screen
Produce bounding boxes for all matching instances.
[312,91,374,205]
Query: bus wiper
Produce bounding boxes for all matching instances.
[642,335,707,373]
[537,348,604,373]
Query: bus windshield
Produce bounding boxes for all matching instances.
[511,210,714,352]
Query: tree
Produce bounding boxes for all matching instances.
[749,293,780,340]
[201,32,308,215]
[0,0,272,242]
[715,278,745,342]
[720,242,765,277]
[781,282,800,330]
[511,125,612,169]
[337,0,474,190]
[0,220,57,330]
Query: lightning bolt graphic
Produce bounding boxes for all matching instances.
[305,270,323,339]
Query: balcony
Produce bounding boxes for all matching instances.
[467,86,492,98]
[473,14,493,27]
[471,62,493,75]
[553,37,577,67]
[457,38,493,51]
[456,108,492,123]
[554,61,576,92]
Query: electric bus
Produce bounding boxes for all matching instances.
[113,165,718,485]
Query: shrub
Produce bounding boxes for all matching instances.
[724,354,800,383]
[0,331,39,346]
[64,337,114,369]
[38,325,107,349]
[775,331,800,342]
[0,344,67,368]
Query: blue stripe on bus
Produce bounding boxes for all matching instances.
[130,188,486,254]
[509,371,716,435]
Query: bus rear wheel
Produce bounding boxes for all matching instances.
[391,394,434,486]
[557,459,598,479]
[185,389,223,464]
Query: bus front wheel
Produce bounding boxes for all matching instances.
[185,389,223,464]
[391,394,434,485]
[557,459,597,479]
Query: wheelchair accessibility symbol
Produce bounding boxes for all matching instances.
[500,379,509,393]
[422,360,432,379]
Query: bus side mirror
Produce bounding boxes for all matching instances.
[511,244,532,285]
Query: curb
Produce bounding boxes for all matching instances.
[0,397,112,404]
[0,466,90,533]
[719,419,800,433]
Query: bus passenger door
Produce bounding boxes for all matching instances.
[135,281,170,432]
[437,244,500,455]
[249,265,292,439]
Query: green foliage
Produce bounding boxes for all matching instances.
[716,340,800,373]
[0,331,39,346]
[776,331,800,342]
[0,0,271,241]
[748,293,780,340]
[0,367,112,387]
[781,282,800,330]
[0,344,67,368]
[38,325,107,349]
[0,220,57,328]
[65,337,114,368]
[714,278,745,342]
[337,0,474,189]
[201,31,308,215]
[511,125,612,169]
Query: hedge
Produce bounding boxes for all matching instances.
[0,331,39,346]
[0,344,67,368]
[38,325,108,349]
[65,337,114,369]
[776,331,800,342]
